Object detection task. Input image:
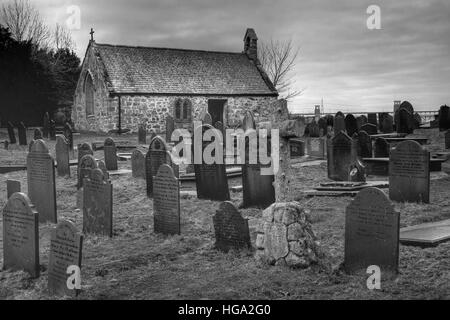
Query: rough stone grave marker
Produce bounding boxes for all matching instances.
[344,187,399,273]
[354,130,372,158]
[48,220,83,297]
[2,192,39,277]
[131,149,146,178]
[389,140,430,203]
[374,137,389,157]
[153,164,180,235]
[78,142,93,164]
[7,121,16,144]
[334,112,346,134]
[213,201,251,252]
[138,123,147,144]
[27,139,57,223]
[18,122,27,146]
[83,168,113,237]
[327,132,355,181]
[7,180,21,199]
[345,114,358,137]
[77,154,98,189]
[381,114,394,133]
[360,123,377,135]
[55,135,70,176]
[104,137,118,170]
[439,105,450,131]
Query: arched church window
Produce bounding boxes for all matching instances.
[84,73,95,116]
[174,98,183,120]
[182,99,192,121]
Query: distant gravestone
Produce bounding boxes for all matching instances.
[360,123,377,135]
[18,122,27,146]
[97,160,109,180]
[242,110,256,131]
[2,192,39,277]
[396,108,414,134]
[445,130,450,149]
[34,128,43,140]
[63,122,73,150]
[48,220,83,297]
[344,114,358,137]
[153,164,180,235]
[380,114,394,133]
[138,123,147,144]
[27,139,57,223]
[327,132,354,181]
[104,137,118,170]
[356,115,367,131]
[367,113,377,126]
[78,143,93,163]
[165,115,174,143]
[374,137,390,157]
[213,201,251,252]
[131,149,146,178]
[344,187,399,273]
[378,113,387,130]
[306,137,326,159]
[389,140,430,203]
[355,130,372,158]
[334,112,346,134]
[77,154,97,189]
[438,105,450,131]
[6,180,21,198]
[83,168,113,237]
[146,136,170,197]
[49,120,56,140]
[318,117,328,137]
[194,124,230,201]
[306,121,320,137]
[55,135,70,176]
[43,112,50,138]
[7,121,16,144]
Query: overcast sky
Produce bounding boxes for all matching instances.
[31,0,450,113]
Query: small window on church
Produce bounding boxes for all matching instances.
[84,73,95,116]
[175,98,182,120]
[183,99,192,121]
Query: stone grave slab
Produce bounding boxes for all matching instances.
[400,219,450,247]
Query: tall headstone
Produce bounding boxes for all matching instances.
[367,113,377,126]
[138,123,147,144]
[165,115,174,143]
[396,108,414,134]
[131,149,146,178]
[27,139,57,223]
[6,180,21,198]
[104,137,118,170]
[354,130,372,158]
[153,164,180,235]
[213,201,251,252]
[334,112,346,134]
[146,136,171,197]
[327,132,355,181]
[360,123,377,135]
[344,114,358,137]
[389,140,430,203]
[55,135,70,176]
[438,105,450,131]
[48,220,83,297]
[77,154,98,189]
[374,137,389,157]
[242,110,256,131]
[2,192,39,277]
[83,168,113,237]
[43,112,50,138]
[7,121,16,144]
[34,128,43,140]
[18,122,27,146]
[344,187,399,273]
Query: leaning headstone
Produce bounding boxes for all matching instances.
[2,192,39,277]
[334,112,346,134]
[367,113,377,126]
[7,121,16,144]
[138,123,147,144]
[104,137,118,170]
[438,105,450,131]
[344,114,358,137]
[83,168,113,237]
[374,137,390,157]
[43,112,50,138]
[63,122,73,150]
[327,132,355,181]
[389,140,430,203]
[242,110,256,131]
[354,130,372,158]
[27,139,57,223]
[360,123,377,135]
[131,149,146,178]
[6,180,21,198]
[34,128,43,140]
[18,122,27,146]
[48,220,83,297]
[77,154,98,189]
[146,136,170,197]
[55,135,70,176]
[153,164,180,235]
[445,130,450,149]
[344,187,399,273]
[165,115,174,143]
[213,201,251,252]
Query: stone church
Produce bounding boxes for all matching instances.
[72,28,278,133]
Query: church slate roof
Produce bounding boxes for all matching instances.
[91,42,278,96]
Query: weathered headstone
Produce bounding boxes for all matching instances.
[27,139,57,223]
[131,149,146,178]
[318,117,328,136]
[306,120,320,137]
[77,154,98,189]
[55,135,70,176]
[153,164,180,235]
[34,128,43,140]
[306,137,326,159]
[7,121,16,144]
[18,122,27,146]
[165,115,174,143]
[48,220,83,297]
[438,105,450,131]
[380,114,394,133]
[146,136,170,197]
[354,130,372,158]
[78,143,93,163]
[83,168,113,237]
[374,137,389,157]
[344,114,358,137]
[242,110,256,131]
[104,137,118,170]
[327,132,355,181]
[6,180,21,198]
[2,192,39,277]
[396,108,414,134]
[63,122,73,150]
[334,111,346,134]
[344,187,399,273]
[356,115,367,131]
[389,140,430,203]
[138,123,147,144]
[43,112,50,138]
[213,201,251,252]
[360,123,377,135]
[367,113,377,126]
[289,138,305,158]
[97,160,109,180]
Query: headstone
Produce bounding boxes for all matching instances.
[34,128,43,140]
[389,140,430,203]
[445,130,450,149]
[318,117,328,137]
[2,192,39,277]
[194,124,230,201]
[334,112,346,134]
[18,122,27,146]
[48,220,83,297]
[165,115,174,143]
[380,114,394,133]
[242,110,256,131]
[289,138,305,158]
[344,187,399,273]
[7,121,16,144]
[354,130,372,158]
[344,114,358,137]
[83,168,113,237]
[49,120,56,140]
[146,136,171,197]
[131,149,146,178]
[367,113,377,126]
[97,160,109,180]
[6,180,21,198]
[360,123,377,135]
[306,120,320,137]
[400,219,450,247]
[396,108,414,134]
[325,114,334,128]
[104,137,118,170]
[63,122,73,150]
[213,201,251,252]
[438,105,450,131]
[43,112,50,138]
[27,139,57,223]
[78,143,93,163]
[138,123,147,144]
[306,137,326,159]
[153,164,180,235]
[374,137,389,157]
[327,132,355,181]
[356,115,367,131]
[55,135,70,176]
[378,113,388,130]
[77,154,98,189]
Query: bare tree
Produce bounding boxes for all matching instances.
[259,39,301,100]
[53,23,75,51]
[0,0,50,47]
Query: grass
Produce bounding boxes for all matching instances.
[0,128,450,299]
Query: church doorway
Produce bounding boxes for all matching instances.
[207,99,227,126]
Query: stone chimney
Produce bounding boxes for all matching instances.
[243,28,258,61]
